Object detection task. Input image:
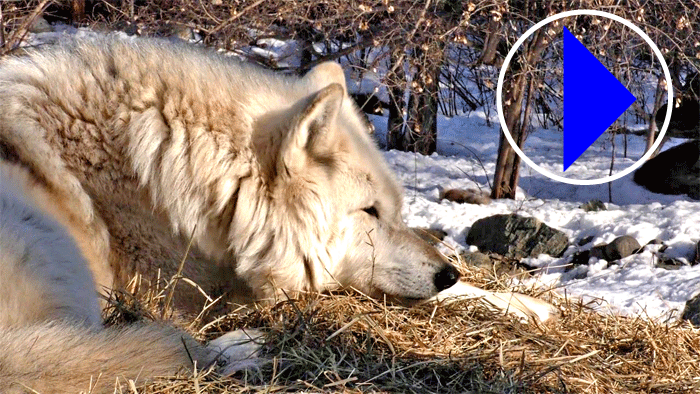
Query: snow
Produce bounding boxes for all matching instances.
[371,111,699,322]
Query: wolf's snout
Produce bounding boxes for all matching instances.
[434,264,460,291]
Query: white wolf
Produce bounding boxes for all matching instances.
[0,35,553,392]
[0,36,460,309]
[0,35,462,392]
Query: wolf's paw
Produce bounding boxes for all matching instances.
[207,329,265,376]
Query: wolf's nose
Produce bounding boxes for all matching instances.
[434,264,460,291]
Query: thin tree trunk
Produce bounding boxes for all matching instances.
[72,0,85,22]
[647,75,665,155]
[479,19,502,66]
[386,48,407,150]
[508,73,537,194]
[492,72,527,199]
[405,46,440,154]
[491,29,550,199]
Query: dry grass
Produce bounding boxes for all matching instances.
[99,263,700,394]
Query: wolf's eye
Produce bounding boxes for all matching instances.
[362,206,379,219]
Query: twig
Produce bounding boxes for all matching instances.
[162,224,197,319]
[3,0,52,55]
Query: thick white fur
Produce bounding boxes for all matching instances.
[0,35,458,310]
[0,163,226,393]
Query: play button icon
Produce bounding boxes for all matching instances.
[563,26,636,171]
[496,10,673,186]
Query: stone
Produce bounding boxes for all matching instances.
[577,235,595,246]
[579,200,606,212]
[633,140,700,200]
[412,227,447,246]
[459,251,492,270]
[440,188,491,205]
[604,235,642,261]
[466,214,569,259]
[29,16,53,33]
[682,292,700,326]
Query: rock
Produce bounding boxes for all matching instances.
[412,227,447,246]
[604,235,642,261]
[466,214,569,259]
[122,22,140,36]
[440,188,491,205]
[157,23,196,41]
[682,293,700,326]
[655,257,688,270]
[29,16,53,33]
[589,244,608,260]
[633,140,700,200]
[655,101,700,139]
[579,199,606,212]
[459,251,492,270]
[571,235,641,267]
[577,235,595,246]
[654,72,700,140]
[570,250,592,266]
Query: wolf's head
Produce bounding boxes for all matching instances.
[238,62,459,304]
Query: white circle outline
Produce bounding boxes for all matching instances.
[496,9,673,186]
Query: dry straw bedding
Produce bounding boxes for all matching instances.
[105,266,700,394]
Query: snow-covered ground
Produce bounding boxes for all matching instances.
[371,111,699,322]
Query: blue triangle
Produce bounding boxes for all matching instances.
[563,26,636,171]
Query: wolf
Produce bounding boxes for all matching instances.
[0,35,461,309]
[0,161,263,393]
[0,35,463,391]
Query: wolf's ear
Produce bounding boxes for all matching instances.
[304,62,347,91]
[282,83,344,172]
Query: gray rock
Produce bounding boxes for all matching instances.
[579,200,606,212]
[459,251,492,270]
[159,23,196,41]
[655,257,688,270]
[29,16,53,33]
[440,188,491,205]
[589,244,608,260]
[412,227,447,246]
[604,235,642,261]
[569,250,592,266]
[682,293,700,326]
[466,214,569,259]
[571,235,641,267]
[633,140,700,200]
[577,235,595,246]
